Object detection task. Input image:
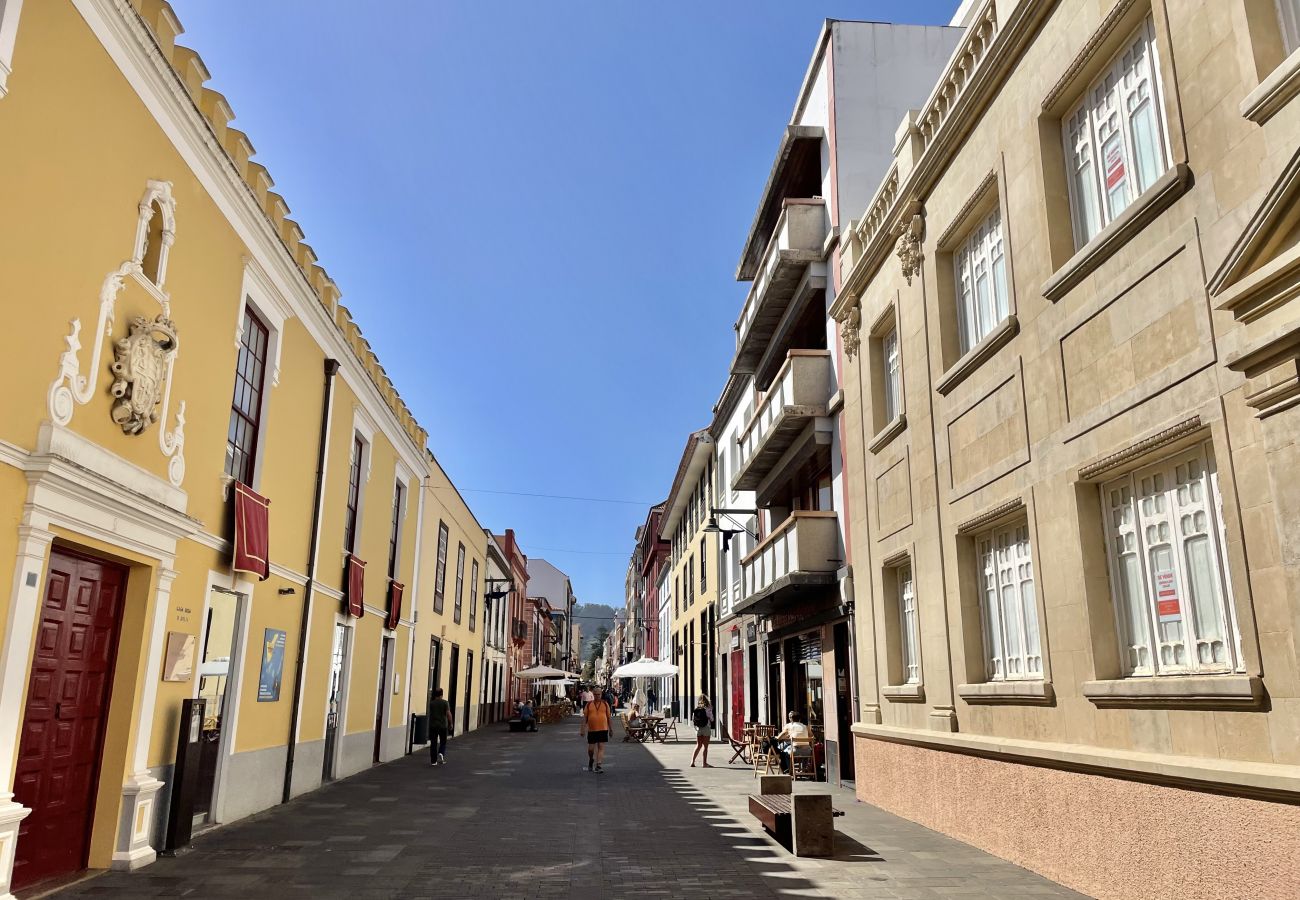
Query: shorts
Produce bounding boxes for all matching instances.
[696,726,711,738]
[586,730,609,745]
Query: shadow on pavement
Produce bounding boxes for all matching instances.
[47,721,826,899]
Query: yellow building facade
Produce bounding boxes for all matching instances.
[410,455,489,739]
[0,2,486,895]
[830,0,1300,896]
[658,431,719,719]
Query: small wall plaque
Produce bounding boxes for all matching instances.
[162,631,196,682]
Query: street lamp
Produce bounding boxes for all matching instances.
[703,508,759,552]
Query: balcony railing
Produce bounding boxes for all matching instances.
[732,350,832,491]
[733,200,827,372]
[738,511,840,612]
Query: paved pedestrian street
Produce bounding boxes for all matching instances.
[52,721,1087,900]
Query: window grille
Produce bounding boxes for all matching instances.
[977,521,1042,680]
[954,208,1009,354]
[898,564,919,684]
[1062,17,1169,247]
[1101,442,1242,676]
[882,326,902,421]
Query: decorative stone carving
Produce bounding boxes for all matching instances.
[45,181,187,486]
[838,303,862,362]
[896,214,924,285]
[110,314,178,435]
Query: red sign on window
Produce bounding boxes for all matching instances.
[1155,570,1180,622]
[1104,140,1126,193]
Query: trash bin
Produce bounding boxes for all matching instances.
[411,713,429,745]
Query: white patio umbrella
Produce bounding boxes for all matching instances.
[514,664,566,679]
[612,655,679,678]
[535,678,575,686]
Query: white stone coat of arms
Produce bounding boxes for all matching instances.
[45,180,188,486]
[110,314,178,434]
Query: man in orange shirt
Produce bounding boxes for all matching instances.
[581,691,612,773]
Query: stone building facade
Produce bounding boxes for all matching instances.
[831,0,1300,896]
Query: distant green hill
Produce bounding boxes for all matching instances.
[574,603,616,657]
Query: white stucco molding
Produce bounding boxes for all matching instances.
[0,0,25,100]
[0,426,202,888]
[71,0,429,479]
[237,256,293,389]
[46,182,188,487]
[350,402,377,483]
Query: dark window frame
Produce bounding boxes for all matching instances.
[454,542,466,624]
[344,435,365,554]
[469,558,479,632]
[224,305,270,486]
[387,480,404,579]
[434,521,449,614]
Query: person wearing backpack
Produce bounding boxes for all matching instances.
[689,695,714,768]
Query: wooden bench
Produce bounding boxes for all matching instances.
[748,793,844,857]
[507,718,537,733]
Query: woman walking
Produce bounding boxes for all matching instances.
[689,695,714,768]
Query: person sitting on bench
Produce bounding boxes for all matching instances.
[519,699,538,732]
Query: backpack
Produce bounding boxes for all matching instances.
[692,706,710,728]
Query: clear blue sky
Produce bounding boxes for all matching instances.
[172,1,957,609]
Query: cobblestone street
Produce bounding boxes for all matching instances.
[50,720,1087,899]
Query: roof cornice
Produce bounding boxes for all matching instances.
[658,430,714,539]
[78,0,429,474]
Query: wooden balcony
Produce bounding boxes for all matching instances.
[736,511,840,616]
[732,351,832,492]
[733,200,827,373]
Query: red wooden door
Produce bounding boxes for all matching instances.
[729,649,745,738]
[12,551,126,889]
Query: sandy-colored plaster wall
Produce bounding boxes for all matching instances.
[837,0,1300,767]
[855,735,1300,900]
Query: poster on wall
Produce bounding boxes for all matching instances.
[258,628,287,702]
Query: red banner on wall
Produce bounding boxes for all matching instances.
[386,580,404,630]
[345,554,366,618]
[232,482,271,581]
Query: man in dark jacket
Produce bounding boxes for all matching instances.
[429,688,452,766]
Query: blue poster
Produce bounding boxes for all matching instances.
[258,628,286,702]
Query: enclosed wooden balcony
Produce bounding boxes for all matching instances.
[736,511,840,615]
[733,200,827,373]
[732,351,832,492]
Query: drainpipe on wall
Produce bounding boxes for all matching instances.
[282,357,339,804]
